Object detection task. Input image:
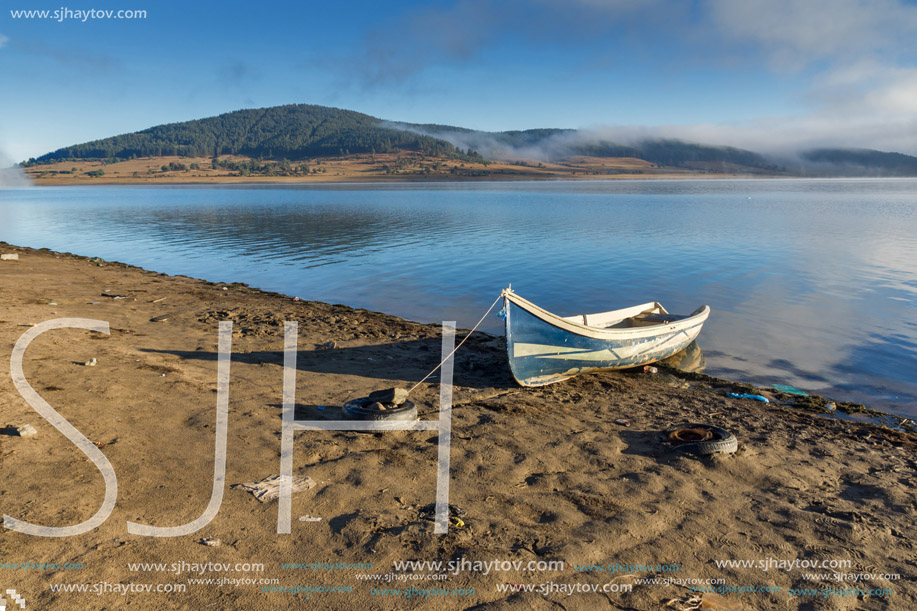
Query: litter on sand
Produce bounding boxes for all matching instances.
[772,384,809,396]
[232,474,316,503]
[16,424,38,438]
[727,393,769,403]
[299,515,323,522]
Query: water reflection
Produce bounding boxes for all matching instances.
[660,341,706,373]
[1,179,915,414]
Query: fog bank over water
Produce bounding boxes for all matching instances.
[0,150,32,187]
[385,119,917,164]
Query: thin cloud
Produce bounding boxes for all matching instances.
[0,34,9,48]
[350,0,917,84]
[359,0,917,157]
[351,0,665,86]
[706,0,917,70]
[12,39,119,70]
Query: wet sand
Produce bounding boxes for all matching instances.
[0,244,914,610]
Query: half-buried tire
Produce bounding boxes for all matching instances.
[666,423,737,456]
[342,398,418,421]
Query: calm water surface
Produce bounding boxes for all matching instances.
[1,179,915,415]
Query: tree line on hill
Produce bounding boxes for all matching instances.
[27,105,467,164]
[20,103,917,177]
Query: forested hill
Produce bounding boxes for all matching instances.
[800,148,917,176]
[412,125,770,168]
[26,104,917,177]
[29,103,772,169]
[32,105,460,163]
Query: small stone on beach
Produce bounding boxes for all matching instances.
[17,424,38,438]
[368,387,409,406]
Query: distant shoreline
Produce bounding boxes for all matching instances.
[21,152,778,186]
[26,173,754,186]
[24,173,917,187]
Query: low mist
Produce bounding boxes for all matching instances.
[383,119,917,165]
[0,149,32,187]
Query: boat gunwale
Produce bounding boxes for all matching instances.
[502,289,710,341]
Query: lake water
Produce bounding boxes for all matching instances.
[1,179,916,415]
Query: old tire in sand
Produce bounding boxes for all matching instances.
[667,424,737,456]
[342,399,418,421]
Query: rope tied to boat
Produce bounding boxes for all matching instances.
[407,293,504,396]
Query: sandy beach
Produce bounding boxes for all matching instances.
[0,244,914,610]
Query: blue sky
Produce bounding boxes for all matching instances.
[3,0,917,162]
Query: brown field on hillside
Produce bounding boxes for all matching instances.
[23,152,750,185]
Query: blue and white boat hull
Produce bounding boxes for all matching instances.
[503,289,710,386]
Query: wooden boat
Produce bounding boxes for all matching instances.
[502,288,710,386]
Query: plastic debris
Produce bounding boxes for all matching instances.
[643,365,658,373]
[727,393,769,403]
[84,358,98,367]
[773,384,809,396]
[1,253,20,260]
[17,424,38,438]
[419,503,466,523]
[299,515,323,522]
[825,401,837,412]
[614,418,631,426]
[199,537,221,547]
